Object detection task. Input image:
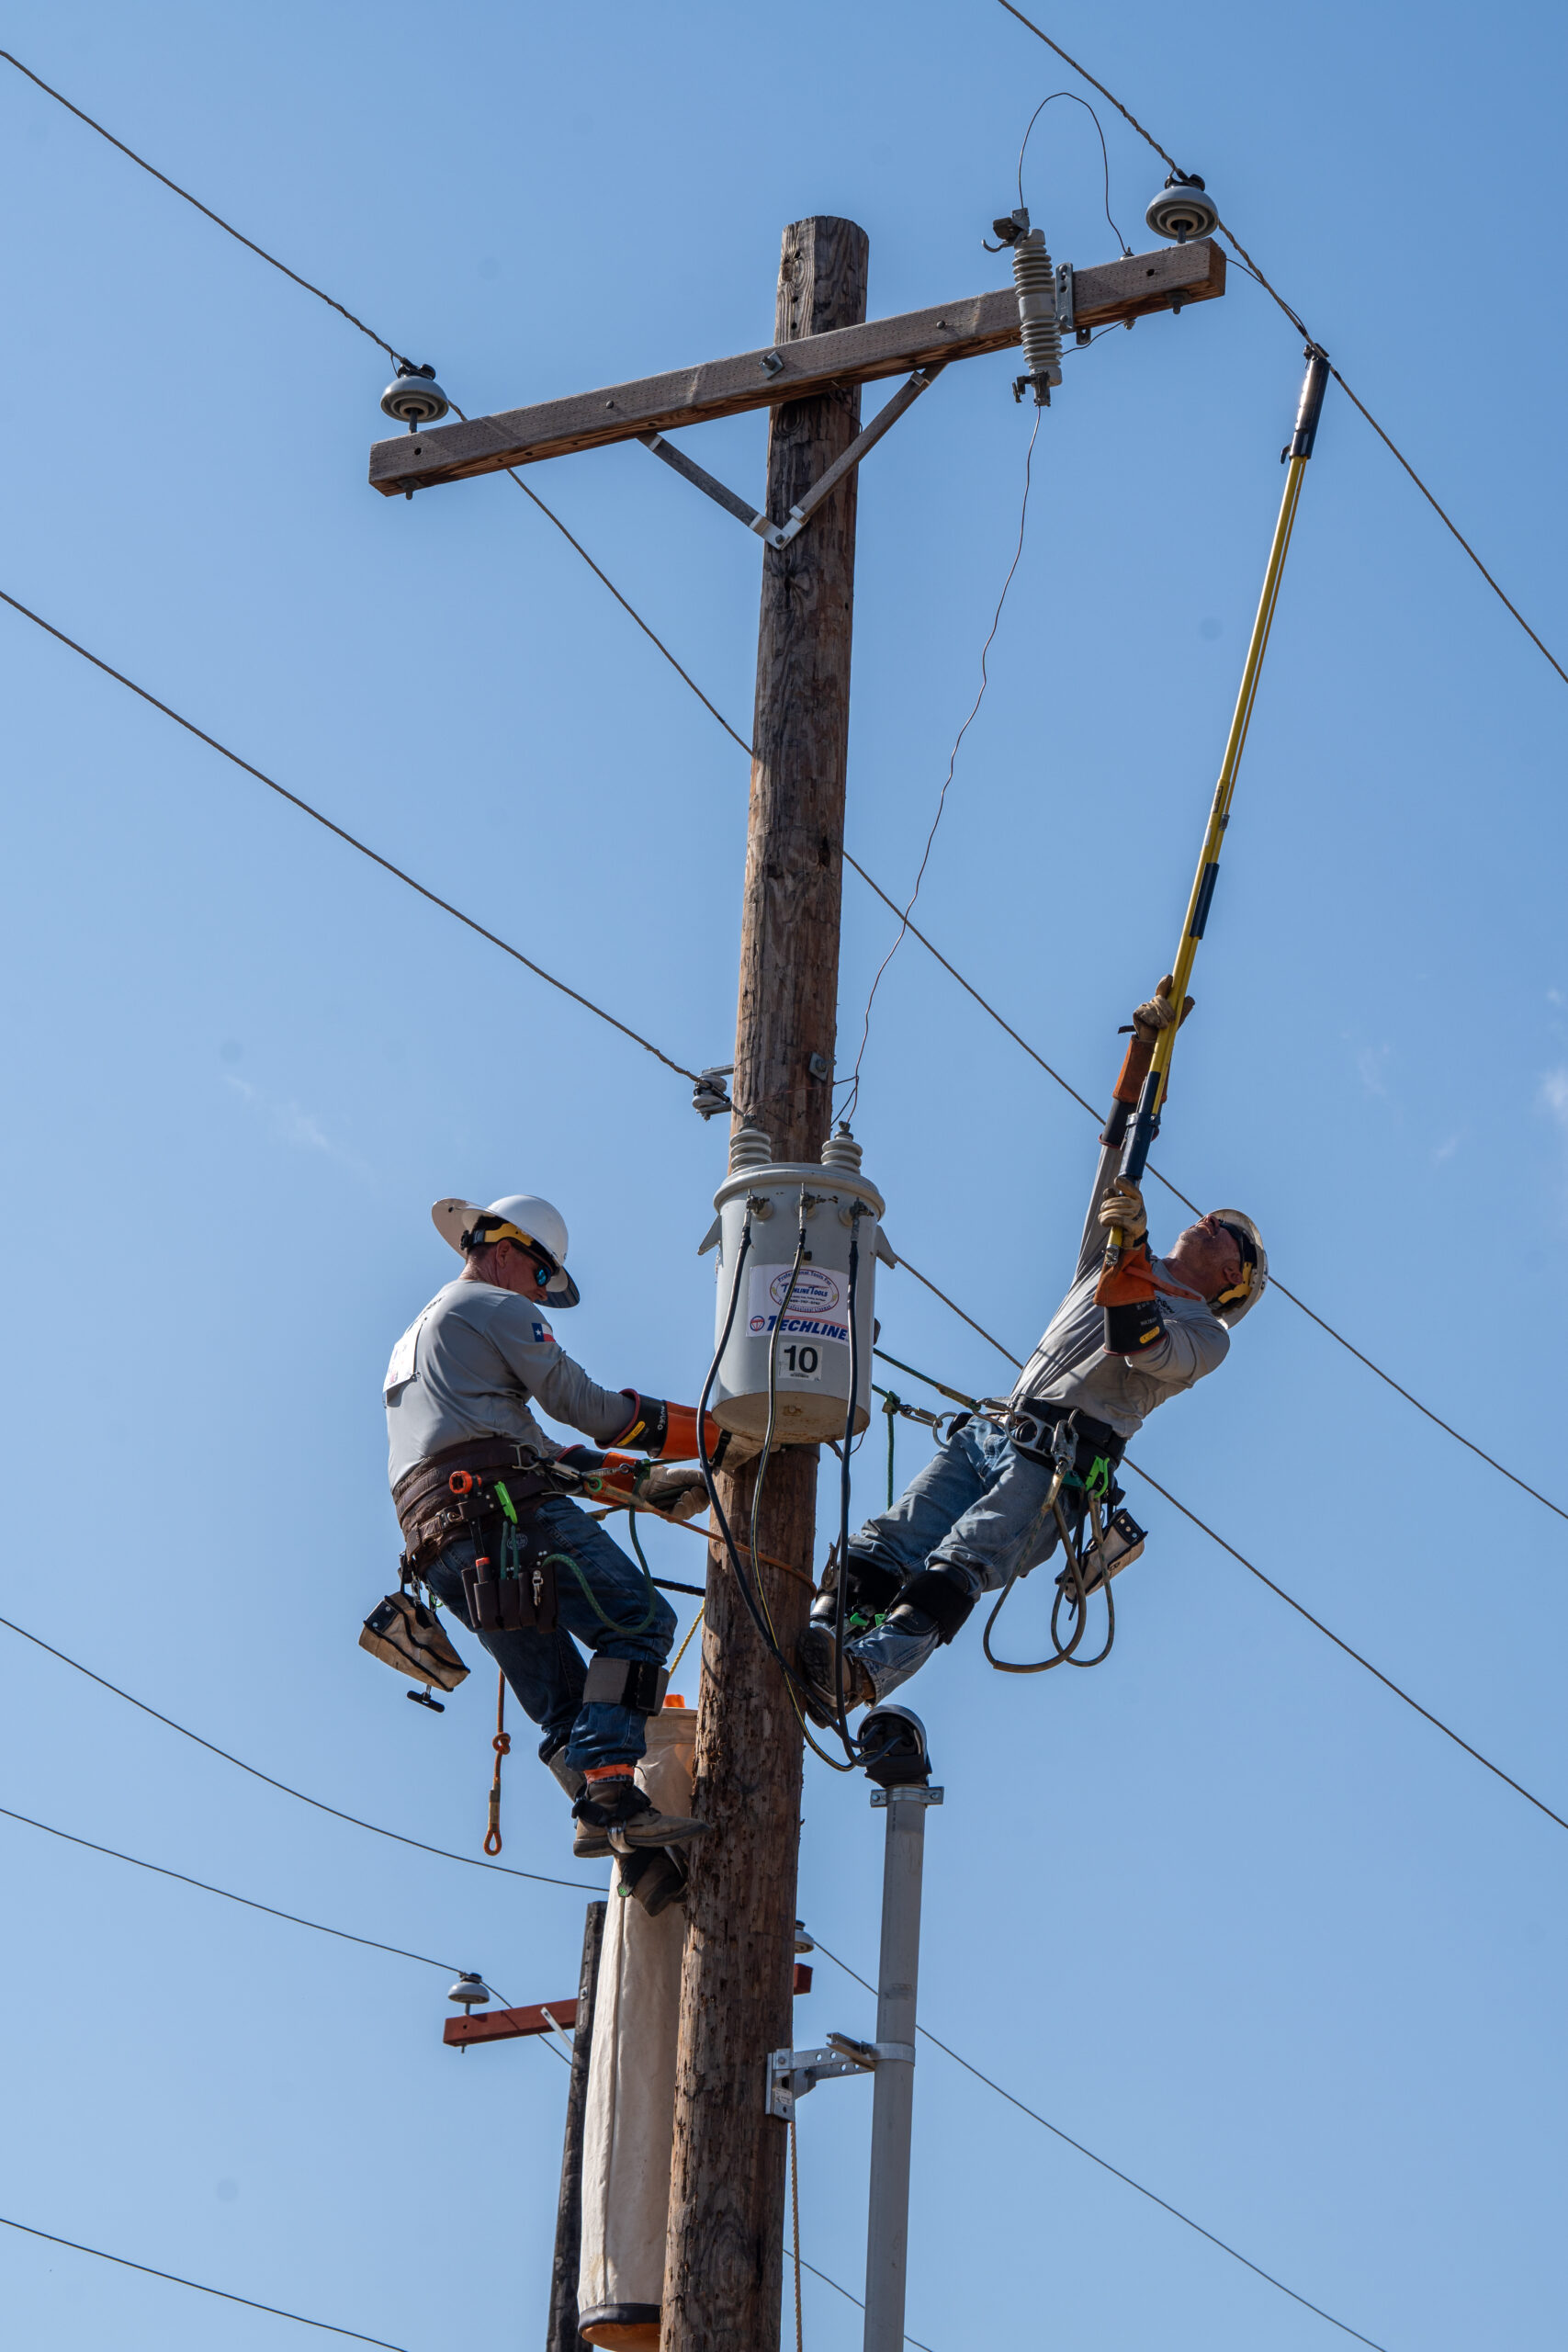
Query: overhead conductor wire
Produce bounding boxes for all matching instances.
[0,2215,408,2350]
[876,1307,1568,1842]
[989,0,1568,689]
[811,1935,1389,2352]
[3,46,1560,1525]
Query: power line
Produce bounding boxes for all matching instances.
[0,51,401,362]
[0,1802,464,1973]
[0,2213,408,2349]
[0,48,760,762]
[784,2247,937,2352]
[878,1310,1568,1842]
[990,0,1568,691]
[812,1938,1390,2350]
[1121,1462,1568,1837]
[0,588,705,1089]
[6,51,1561,1528]
[857,865,1566,1523]
[0,1610,598,1894]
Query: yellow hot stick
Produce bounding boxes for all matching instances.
[1106,347,1329,1264]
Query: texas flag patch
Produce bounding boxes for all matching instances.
[532,1321,554,1344]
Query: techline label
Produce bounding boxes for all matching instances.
[746,1263,849,1376]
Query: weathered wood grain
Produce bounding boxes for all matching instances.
[660,216,869,2352]
[367,239,1224,494]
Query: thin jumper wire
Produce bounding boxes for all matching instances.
[782,2249,938,2352]
[0,588,705,1091]
[4,53,1561,1520]
[0,2214,408,2350]
[0,1609,599,1894]
[1017,91,1133,254]
[874,1308,1568,1842]
[0,1803,463,1973]
[989,0,1568,690]
[840,406,1040,1122]
[809,1937,1389,2352]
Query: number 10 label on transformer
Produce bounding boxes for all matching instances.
[746,1262,850,1377]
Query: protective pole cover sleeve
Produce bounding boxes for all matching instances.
[576,1708,694,2347]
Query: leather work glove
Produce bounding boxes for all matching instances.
[1097,1180,1148,1246]
[636,1464,711,1522]
[1132,974,1195,1043]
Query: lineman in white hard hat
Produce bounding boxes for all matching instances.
[798,978,1268,1719]
[384,1192,733,1864]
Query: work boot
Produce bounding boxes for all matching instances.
[795,1622,875,1728]
[571,1769,709,1859]
[845,1603,942,1703]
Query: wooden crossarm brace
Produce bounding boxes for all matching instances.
[367,239,1224,496]
[639,363,944,549]
[443,1996,578,2048]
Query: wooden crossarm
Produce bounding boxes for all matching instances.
[443,1996,579,2048]
[368,239,1224,496]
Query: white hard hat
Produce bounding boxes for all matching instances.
[1208,1209,1266,1327]
[431,1193,581,1307]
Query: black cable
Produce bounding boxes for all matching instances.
[784,2246,937,2352]
[0,1803,465,1973]
[1017,91,1133,254]
[0,2214,408,2349]
[0,588,705,1089]
[0,1610,599,1894]
[6,48,1559,1526]
[989,0,1568,693]
[810,1937,1390,2350]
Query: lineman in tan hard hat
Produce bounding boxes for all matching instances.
[798,979,1267,1718]
[385,1193,739,1858]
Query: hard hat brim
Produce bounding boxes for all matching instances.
[429,1198,581,1306]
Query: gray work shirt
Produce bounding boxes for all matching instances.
[1009,1139,1229,1441]
[384,1279,634,1489]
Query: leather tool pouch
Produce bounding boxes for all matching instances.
[460,1516,560,1637]
[359,1590,469,1691]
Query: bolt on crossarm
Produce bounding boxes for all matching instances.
[1106,344,1330,1261]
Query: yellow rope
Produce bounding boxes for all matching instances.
[669,1603,705,1680]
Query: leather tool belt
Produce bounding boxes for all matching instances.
[1009,1400,1126,1489]
[393,1438,557,1584]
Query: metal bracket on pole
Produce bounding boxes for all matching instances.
[641,364,945,553]
[765,2043,870,2120]
[1055,261,1089,347]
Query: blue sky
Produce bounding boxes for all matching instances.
[2,2,1565,2346]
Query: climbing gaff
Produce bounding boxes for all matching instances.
[1104,343,1330,1270]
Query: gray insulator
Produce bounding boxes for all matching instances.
[1145,174,1219,243]
[447,1972,493,2009]
[1011,227,1063,402]
[728,1124,773,1174]
[380,372,450,427]
[820,1125,863,1172]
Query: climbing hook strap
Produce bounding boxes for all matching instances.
[484,1669,510,1855]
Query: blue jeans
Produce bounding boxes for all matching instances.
[423,1495,676,1772]
[850,1415,1063,1600]
[843,1417,1063,1702]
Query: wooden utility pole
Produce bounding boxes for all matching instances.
[547,1899,606,2352]
[660,217,869,2352]
[366,210,1226,2352]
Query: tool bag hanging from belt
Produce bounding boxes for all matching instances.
[391,1437,563,1635]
